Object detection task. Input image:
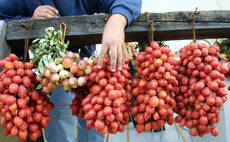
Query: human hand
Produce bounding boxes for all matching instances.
[31,5,58,19]
[98,14,127,72]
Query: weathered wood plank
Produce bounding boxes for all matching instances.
[6,10,230,49]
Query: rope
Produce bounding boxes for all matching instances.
[145,12,154,43]
[20,21,34,61]
[58,17,66,43]
[180,8,200,43]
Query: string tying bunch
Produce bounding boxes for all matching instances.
[58,17,67,43]
[145,12,154,43]
[20,21,34,61]
[180,7,200,43]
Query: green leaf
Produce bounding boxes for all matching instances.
[39,39,46,44]
[46,94,51,98]
[38,61,45,74]
[30,27,69,71]
[36,84,43,90]
[43,57,50,68]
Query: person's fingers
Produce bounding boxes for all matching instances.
[117,45,123,70]
[122,44,126,64]
[98,45,109,68]
[45,9,57,17]
[110,46,118,72]
[45,5,59,15]
[38,10,55,18]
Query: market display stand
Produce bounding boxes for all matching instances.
[1,10,230,142]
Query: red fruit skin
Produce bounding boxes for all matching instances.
[4,95,16,105]
[17,69,25,77]
[40,119,48,128]
[22,76,31,88]
[33,112,42,123]
[9,83,19,94]
[136,124,145,133]
[199,116,208,125]
[6,70,16,78]
[91,85,102,95]
[211,127,219,136]
[3,77,12,86]
[17,99,27,109]
[18,85,27,98]
[14,61,24,69]
[9,54,19,61]
[190,127,198,136]
[11,126,18,136]
[24,62,34,69]
[5,62,14,70]
[25,69,35,77]
[31,91,39,101]
[18,130,28,141]
[94,119,105,131]
[12,75,22,84]
[13,116,24,127]
[29,123,38,133]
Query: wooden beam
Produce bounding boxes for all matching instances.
[6,10,230,48]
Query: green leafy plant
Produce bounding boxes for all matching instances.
[29,27,69,74]
[217,39,230,62]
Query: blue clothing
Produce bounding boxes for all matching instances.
[0,0,141,57]
[0,0,141,25]
[0,1,141,142]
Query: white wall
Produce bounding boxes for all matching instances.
[142,0,230,13]
[142,0,230,52]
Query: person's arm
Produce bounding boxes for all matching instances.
[0,0,58,22]
[0,0,30,22]
[94,0,142,71]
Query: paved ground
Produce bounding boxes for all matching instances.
[0,125,20,142]
[107,123,202,142]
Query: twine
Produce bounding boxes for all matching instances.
[180,8,200,43]
[145,12,154,43]
[20,21,34,61]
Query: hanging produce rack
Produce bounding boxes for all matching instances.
[1,10,230,142]
[6,10,230,47]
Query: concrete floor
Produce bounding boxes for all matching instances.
[0,125,20,142]
[107,123,202,142]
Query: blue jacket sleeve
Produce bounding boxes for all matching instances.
[108,0,142,25]
[0,0,37,22]
[86,0,142,25]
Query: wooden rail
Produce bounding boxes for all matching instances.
[6,10,230,54]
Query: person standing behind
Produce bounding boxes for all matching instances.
[0,0,142,142]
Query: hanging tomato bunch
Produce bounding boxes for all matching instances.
[81,57,132,135]
[0,54,54,142]
[174,43,229,137]
[130,41,178,133]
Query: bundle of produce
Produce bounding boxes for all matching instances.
[174,43,229,137]
[81,57,132,135]
[71,86,90,118]
[30,27,94,92]
[36,53,94,93]
[130,41,178,133]
[0,54,54,142]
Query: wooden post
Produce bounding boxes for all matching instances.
[174,122,188,142]
[105,132,109,142]
[127,124,130,142]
